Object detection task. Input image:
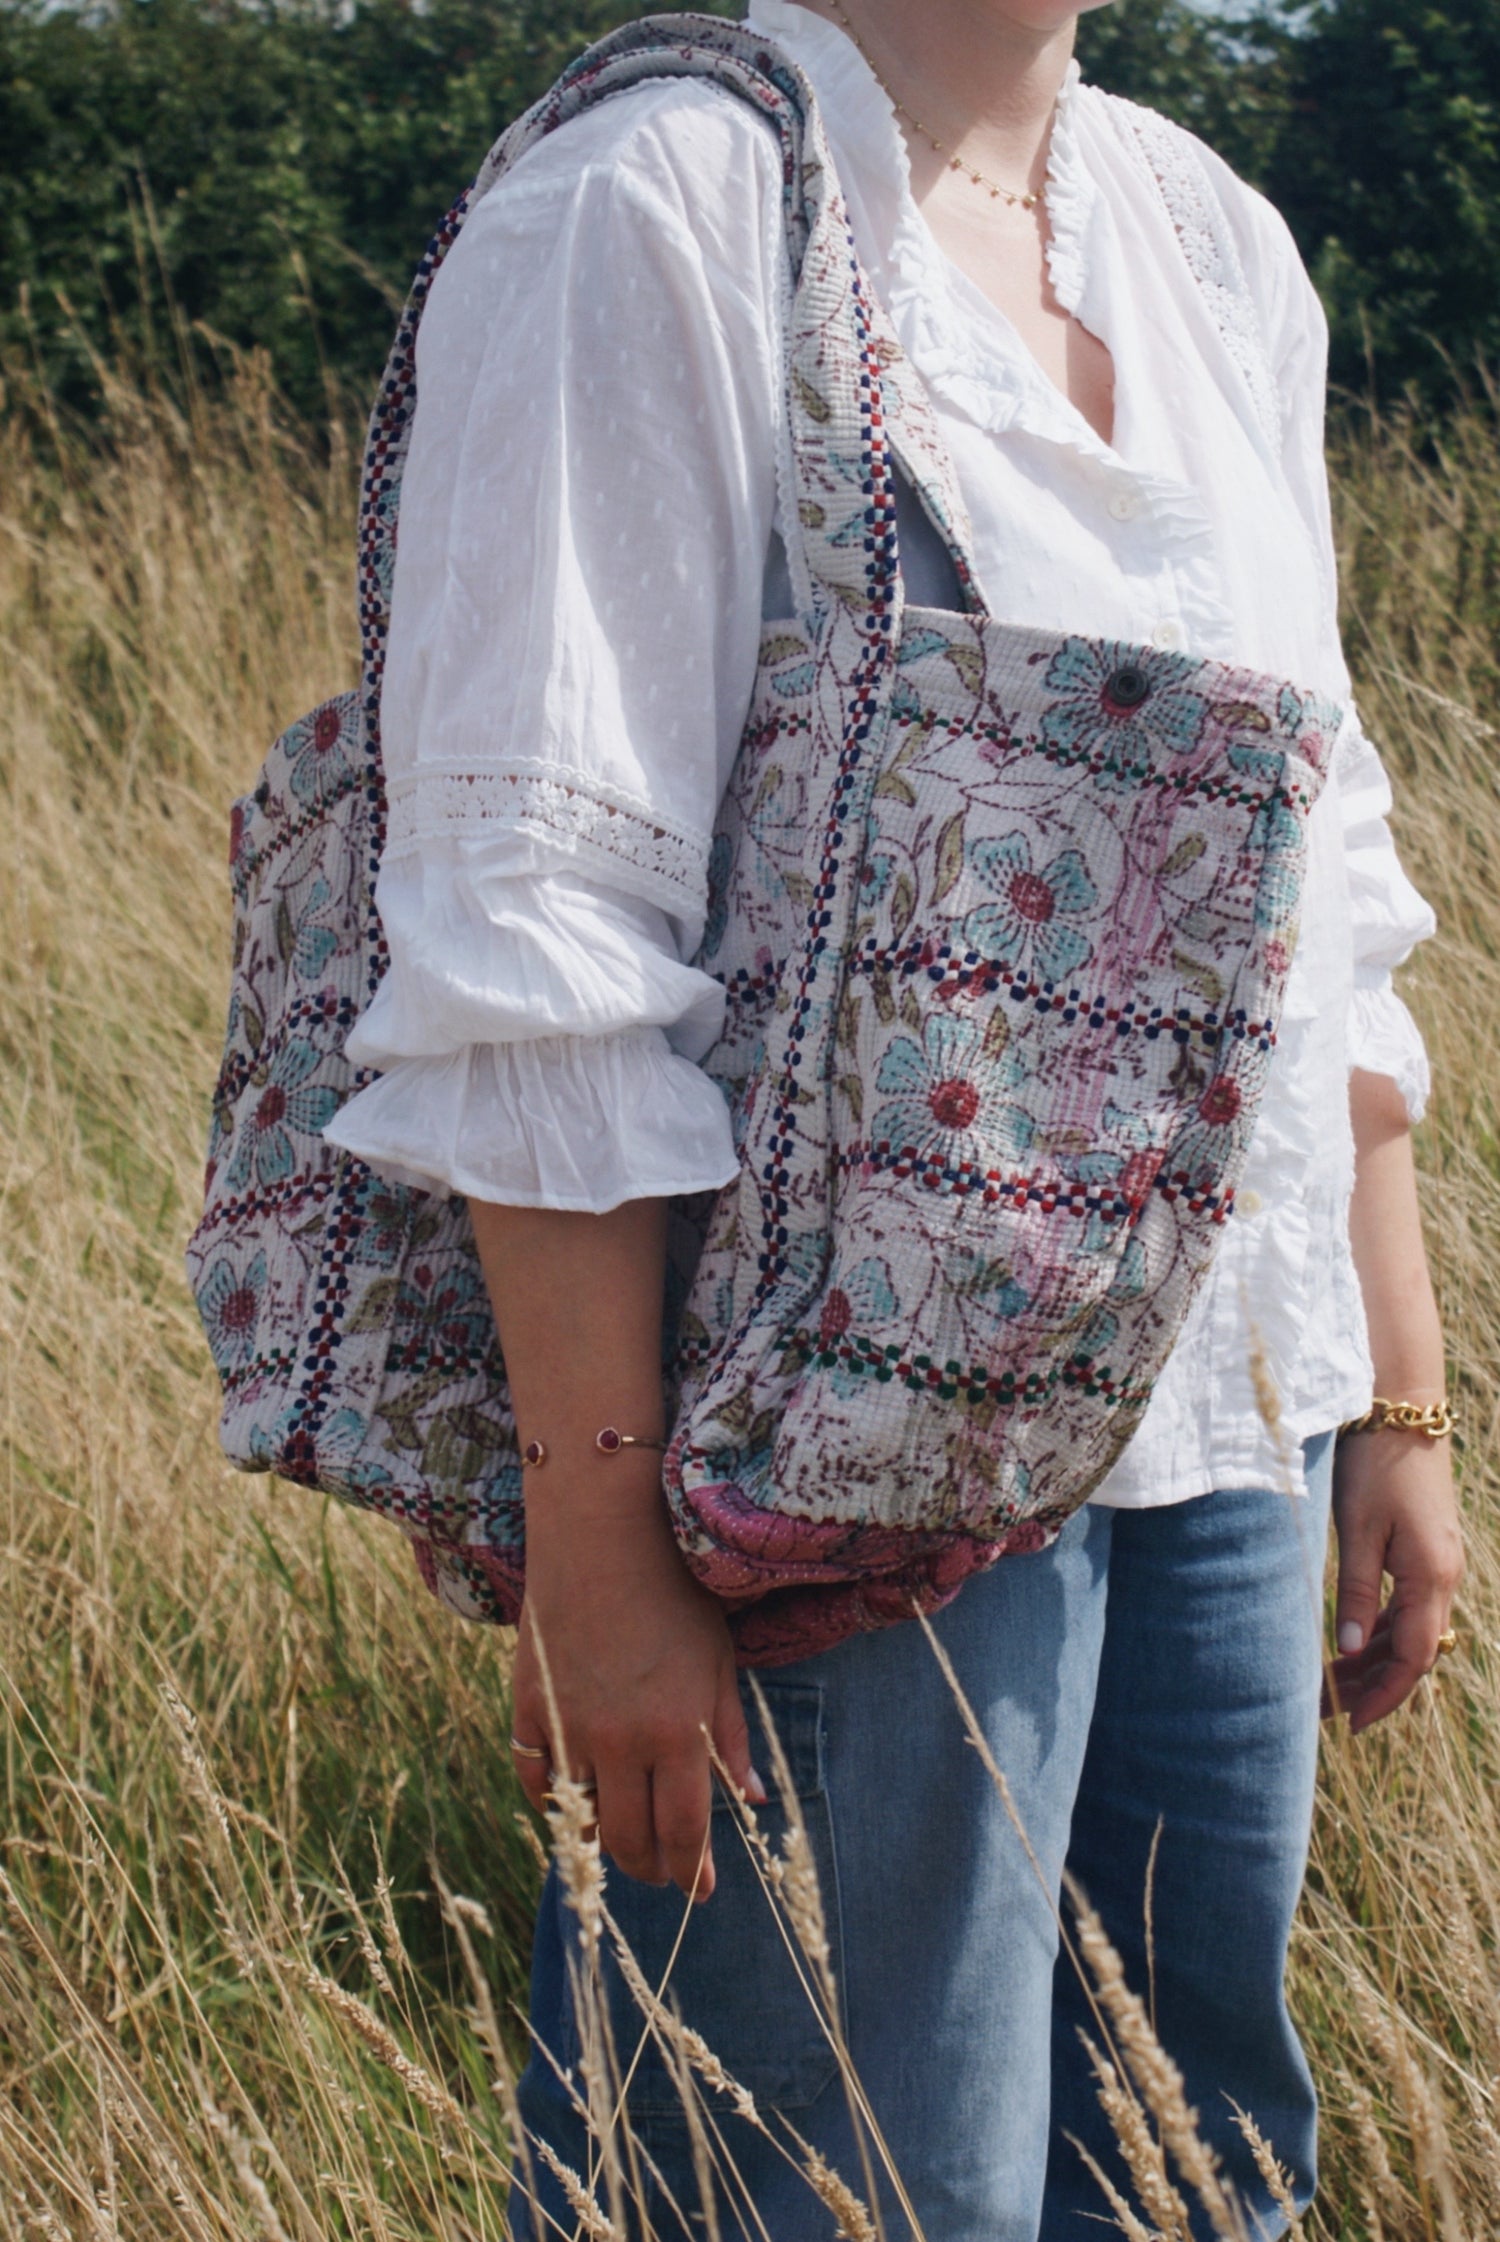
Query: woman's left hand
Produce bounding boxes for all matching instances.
[1326,1425,1465,1732]
[1334,1068,1466,1734]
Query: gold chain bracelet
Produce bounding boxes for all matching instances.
[1338,1397,1456,1441]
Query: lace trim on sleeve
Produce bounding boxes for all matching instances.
[383,760,710,916]
[1105,96,1283,454]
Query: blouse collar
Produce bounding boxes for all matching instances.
[744,3,1231,645]
[747,0,1107,454]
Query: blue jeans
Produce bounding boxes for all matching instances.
[511,1435,1334,2241]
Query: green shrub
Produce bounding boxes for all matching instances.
[1,0,1495,416]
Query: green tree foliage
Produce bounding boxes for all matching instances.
[0,0,1494,417]
[1075,0,1288,181]
[0,0,733,415]
[1080,0,1500,400]
[1259,0,1500,398]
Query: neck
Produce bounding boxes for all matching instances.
[797,0,1077,187]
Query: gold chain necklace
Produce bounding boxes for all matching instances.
[826,0,1046,212]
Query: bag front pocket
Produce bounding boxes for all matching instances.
[762,625,1331,1540]
[670,621,1341,1659]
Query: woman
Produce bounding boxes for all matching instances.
[325,0,1464,2232]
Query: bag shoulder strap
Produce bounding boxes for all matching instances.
[355,13,985,735]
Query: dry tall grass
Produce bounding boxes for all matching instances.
[0,349,1496,2239]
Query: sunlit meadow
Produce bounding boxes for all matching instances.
[1,339,1496,2237]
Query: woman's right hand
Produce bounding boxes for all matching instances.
[463,1191,759,1898]
[511,1470,765,1900]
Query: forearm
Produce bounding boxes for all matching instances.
[1331,1067,1462,1730]
[468,1194,671,1479]
[468,1192,754,1892]
[1346,1066,1445,1399]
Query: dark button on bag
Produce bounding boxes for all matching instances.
[1105,664,1152,710]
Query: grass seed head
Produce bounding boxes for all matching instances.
[532,2137,621,2241]
[1071,1889,1245,2241]
[1226,2100,1305,2240]
[800,2150,879,2241]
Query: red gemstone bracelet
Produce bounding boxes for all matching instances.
[521,1428,669,1468]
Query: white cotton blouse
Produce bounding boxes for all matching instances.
[325,0,1437,1509]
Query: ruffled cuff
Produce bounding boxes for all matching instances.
[323,1026,740,1213]
[1348,979,1431,1125]
[1337,713,1438,976]
[344,846,727,1065]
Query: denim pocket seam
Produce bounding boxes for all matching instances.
[562,1679,842,2122]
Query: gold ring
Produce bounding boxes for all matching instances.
[509,1738,548,1762]
[1435,1628,1459,1659]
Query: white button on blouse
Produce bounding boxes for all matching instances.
[326,0,1437,1510]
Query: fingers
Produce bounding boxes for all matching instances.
[511,1717,714,1899]
[1330,1423,1465,1734]
[1332,1646,1424,1735]
[1333,1501,1388,1664]
[509,1610,561,1814]
[511,1712,714,1900]
[711,1671,767,1811]
[508,1603,734,1899]
[509,1724,553,1818]
[1336,1597,1453,1734]
[594,1764,664,1888]
[510,1735,600,1827]
[651,1748,716,1902]
[1328,1519,1464,1735]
